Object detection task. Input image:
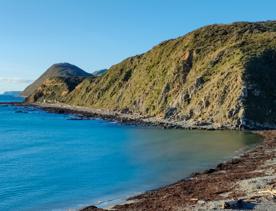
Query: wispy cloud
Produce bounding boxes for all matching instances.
[0,77,33,84]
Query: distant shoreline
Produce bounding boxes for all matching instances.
[3,101,275,130]
[3,102,258,130]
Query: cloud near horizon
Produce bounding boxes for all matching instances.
[0,77,33,84]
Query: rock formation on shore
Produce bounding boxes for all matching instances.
[24,21,276,129]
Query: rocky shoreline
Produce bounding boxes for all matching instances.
[4,102,274,130]
[2,102,275,210]
[9,102,253,130]
[81,130,276,211]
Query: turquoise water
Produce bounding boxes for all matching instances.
[0,95,261,211]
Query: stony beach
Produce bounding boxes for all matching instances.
[15,102,256,130]
[83,130,276,211]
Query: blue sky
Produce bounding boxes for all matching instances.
[0,0,275,93]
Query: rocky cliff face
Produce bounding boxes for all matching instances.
[25,21,276,129]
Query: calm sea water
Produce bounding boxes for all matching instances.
[0,95,261,211]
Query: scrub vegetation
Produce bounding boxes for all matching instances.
[25,21,276,129]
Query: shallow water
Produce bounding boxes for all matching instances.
[0,95,262,210]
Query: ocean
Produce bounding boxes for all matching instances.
[0,95,261,210]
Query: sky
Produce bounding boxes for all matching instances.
[0,0,275,93]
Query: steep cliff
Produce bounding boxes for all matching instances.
[25,21,276,129]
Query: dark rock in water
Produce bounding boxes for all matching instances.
[15,110,27,114]
[81,205,104,211]
[67,117,89,121]
[224,199,256,209]
[67,115,91,120]
[67,117,81,120]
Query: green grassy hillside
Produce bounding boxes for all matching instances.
[25,21,276,129]
[25,77,91,103]
[22,63,92,97]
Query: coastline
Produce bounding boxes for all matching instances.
[9,102,247,130]
[2,102,275,210]
[82,130,275,211]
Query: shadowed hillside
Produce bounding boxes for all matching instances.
[22,63,92,97]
